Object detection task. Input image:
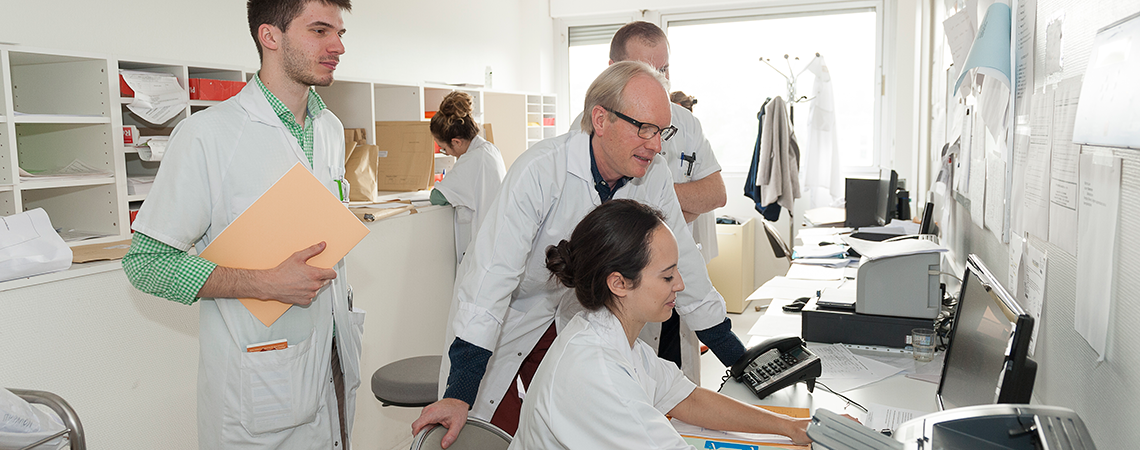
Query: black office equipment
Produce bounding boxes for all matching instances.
[801,302,932,348]
[730,335,822,399]
[874,169,899,227]
[937,254,1037,410]
[918,200,935,235]
[844,177,881,228]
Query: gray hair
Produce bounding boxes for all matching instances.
[579,61,669,134]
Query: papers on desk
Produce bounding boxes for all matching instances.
[747,277,840,302]
[865,402,926,433]
[810,344,905,392]
[791,244,846,259]
[673,406,806,448]
[842,236,947,261]
[747,298,804,340]
[784,264,847,281]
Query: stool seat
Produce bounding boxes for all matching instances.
[371,355,442,407]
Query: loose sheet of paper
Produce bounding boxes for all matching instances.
[1008,232,1025,299]
[1075,153,1121,361]
[954,3,1013,94]
[1014,88,1054,239]
[943,5,978,71]
[1048,77,1082,255]
[969,109,988,228]
[747,276,840,302]
[120,70,188,125]
[1072,11,1140,149]
[865,402,926,432]
[810,344,904,392]
[1024,238,1048,357]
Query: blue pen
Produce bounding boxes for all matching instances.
[680,152,685,168]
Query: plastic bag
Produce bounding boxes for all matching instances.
[0,389,66,450]
[0,208,72,283]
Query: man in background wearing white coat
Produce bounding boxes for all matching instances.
[571,21,728,383]
[413,61,746,448]
[122,0,362,448]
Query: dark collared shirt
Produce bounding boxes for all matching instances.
[589,138,632,202]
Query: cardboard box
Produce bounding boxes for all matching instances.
[374,121,435,192]
[123,125,139,144]
[189,78,246,101]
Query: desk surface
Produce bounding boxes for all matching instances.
[725,283,942,423]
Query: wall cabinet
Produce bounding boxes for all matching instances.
[0,44,554,253]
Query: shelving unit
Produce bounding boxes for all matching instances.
[525,94,556,149]
[2,48,118,239]
[0,44,555,252]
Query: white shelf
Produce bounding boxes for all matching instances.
[127,193,146,202]
[12,114,111,124]
[189,100,222,107]
[0,115,6,123]
[19,176,116,190]
[0,185,13,193]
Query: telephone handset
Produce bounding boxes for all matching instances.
[730,335,822,399]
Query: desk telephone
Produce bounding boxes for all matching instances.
[730,336,822,399]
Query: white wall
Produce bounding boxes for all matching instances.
[0,0,556,93]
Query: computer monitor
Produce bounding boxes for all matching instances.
[875,169,898,227]
[937,254,1037,410]
[918,200,935,235]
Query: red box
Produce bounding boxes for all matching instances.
[189,78,246,101]
[119,74,134,97]
[542,117,555,126]
[129,210,140,230]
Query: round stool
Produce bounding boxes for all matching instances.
[371,355,442,407]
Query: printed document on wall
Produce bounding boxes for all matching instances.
[1073,11,1140,149]
[1014,0,1037,116]
[969,109,987,228]
[1014,89,1053,240]
[1075,153,1121,361]
[1024,238,1047,357]
[954,2,1013,95]
[1048,77,1082,256]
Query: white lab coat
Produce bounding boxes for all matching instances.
[440,131,727,420]
[431,136,506,264]
[509,309,698,450]
[571,103,717,382]
[802,56,843,209]
[132,82,364,449]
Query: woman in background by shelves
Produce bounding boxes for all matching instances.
[429,91,507,265]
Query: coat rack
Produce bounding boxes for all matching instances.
[759,53,820,124]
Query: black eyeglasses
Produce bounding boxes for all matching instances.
[605,108,677,141]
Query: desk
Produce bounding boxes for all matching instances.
[722,287,941,424]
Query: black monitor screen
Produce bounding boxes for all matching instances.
[937,255,1036,410]
[875,169,898,226]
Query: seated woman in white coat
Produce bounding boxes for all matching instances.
[509,199,812,449]
[428,91,507,264]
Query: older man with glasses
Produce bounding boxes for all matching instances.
[412,60,745,447]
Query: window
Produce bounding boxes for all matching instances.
[666,9,879,173]
[567,24,624,123]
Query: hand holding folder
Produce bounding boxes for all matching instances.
[199,163,370,327]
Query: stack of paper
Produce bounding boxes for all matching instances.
[842,237,947,261]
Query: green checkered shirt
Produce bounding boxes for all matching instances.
[254,73,327,167]
[122,76,328,304]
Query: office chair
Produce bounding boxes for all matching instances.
[410,418,511,450]
[762,219,793,263]
[371,355,442,407]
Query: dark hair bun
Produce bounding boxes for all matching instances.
[545,240,576,288]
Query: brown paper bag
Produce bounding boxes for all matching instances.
[346,143,379,202]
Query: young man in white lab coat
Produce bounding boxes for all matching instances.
[121,0,363,448]
[412,61,746,447]
[570,21,728,383]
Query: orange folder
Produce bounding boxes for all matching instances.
[200,163,370,327]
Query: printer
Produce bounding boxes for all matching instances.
[808,405,1098,450]
[854,250,941,319]
[800,237,946,348]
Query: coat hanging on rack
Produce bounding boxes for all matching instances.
[801,55,842,209]
[745,96,801,218]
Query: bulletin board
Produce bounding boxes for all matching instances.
[932,1,1140,448]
